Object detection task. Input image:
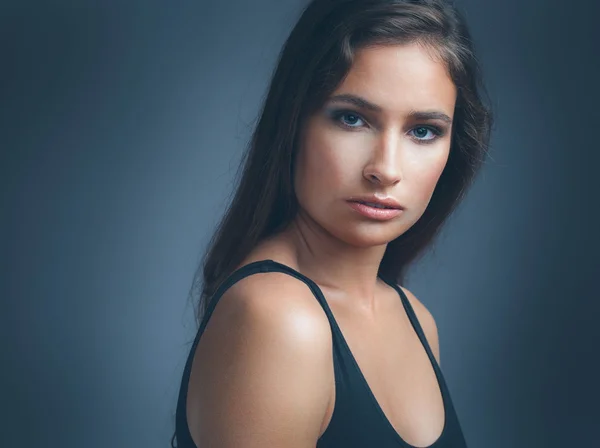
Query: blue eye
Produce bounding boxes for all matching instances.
[329,108,445,143]
[330,110,366,128]
[409,126,442,142]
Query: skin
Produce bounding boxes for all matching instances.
[188,42,457,448]
[284,42,456,311]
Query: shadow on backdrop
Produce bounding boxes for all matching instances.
[1,1,598,447]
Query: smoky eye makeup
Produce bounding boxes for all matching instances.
[325,107,450,144]
[326,108,367,129]
[408,125,447,143]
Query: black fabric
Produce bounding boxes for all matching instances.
[175,259,468,447]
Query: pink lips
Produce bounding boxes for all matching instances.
[347,201,403,221]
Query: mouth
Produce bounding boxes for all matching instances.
[347,196,404,210]
[351,201,399,210]
[346,200,404,221]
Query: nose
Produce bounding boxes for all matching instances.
[363,131,402,187]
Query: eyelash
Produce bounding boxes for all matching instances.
[329,109,445,143]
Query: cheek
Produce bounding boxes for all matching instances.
[294,145,328,209]
[295,131,363,202]
[294,149,337,211]
[409,150,450,203]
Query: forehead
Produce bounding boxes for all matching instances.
[333,43,456,116]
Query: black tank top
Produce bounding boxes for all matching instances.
[175,259,468,447]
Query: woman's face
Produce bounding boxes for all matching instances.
[293,43,457,248]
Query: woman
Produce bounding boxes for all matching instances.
[173,0,492,446]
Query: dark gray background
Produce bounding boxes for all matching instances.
[2,1,599,447]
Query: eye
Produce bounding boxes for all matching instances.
[409,126,442,142]
[330,109,367,129]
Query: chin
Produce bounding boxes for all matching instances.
[328,221,408,248]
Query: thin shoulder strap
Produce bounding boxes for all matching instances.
[200,260,273,328]
[380,277,440,368]
[198,259,326,335]
[177,259,309,446]
[176,259,342,447]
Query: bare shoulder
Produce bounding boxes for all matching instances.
[399,285,440,365]
[226,270,333,343]
[186,269,334,447]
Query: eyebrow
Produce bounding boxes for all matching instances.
[327,93,453,124]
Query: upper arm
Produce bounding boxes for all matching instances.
[400,286,440,365]
[186,272,334,448]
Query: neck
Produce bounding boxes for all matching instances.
[279,211,389,314]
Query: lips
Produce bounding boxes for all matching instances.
[348,196,404,210]
[355,201,396,209]
[347,200,403,221]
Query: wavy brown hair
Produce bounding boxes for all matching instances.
[172,0,492,444]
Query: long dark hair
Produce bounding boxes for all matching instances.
[172,0,491,443]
